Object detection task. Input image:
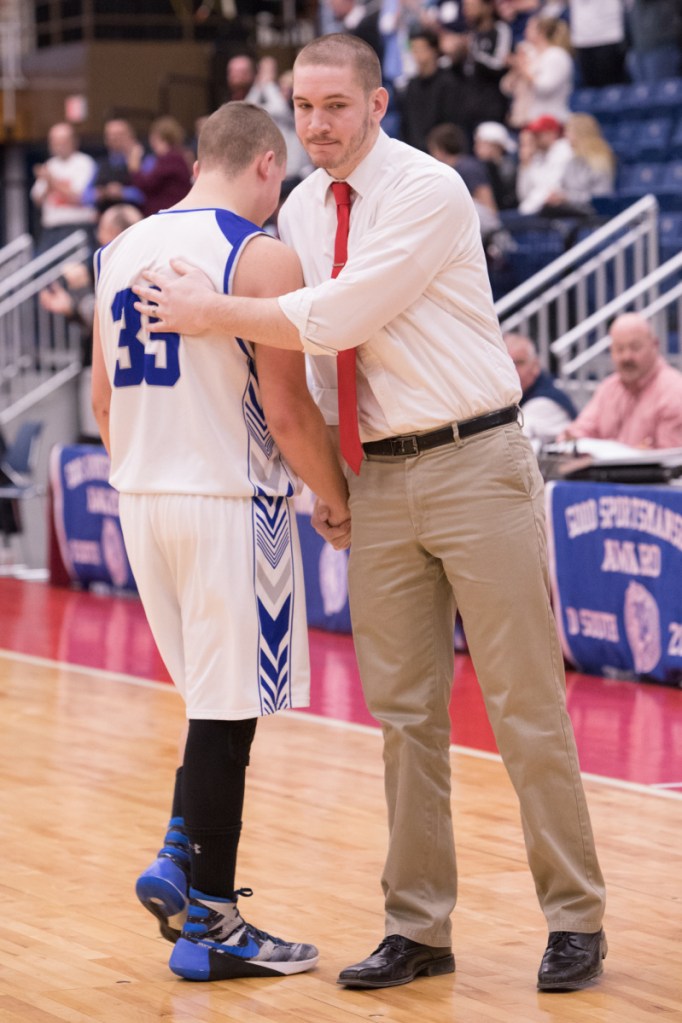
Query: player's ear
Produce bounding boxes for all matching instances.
[255,149,276,181]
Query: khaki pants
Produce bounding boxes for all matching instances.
[347,422,605,947]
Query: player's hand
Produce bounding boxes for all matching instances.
[133,259,215,334]
[312,498,351,551]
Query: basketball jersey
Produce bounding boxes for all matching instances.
[95,207,296,499]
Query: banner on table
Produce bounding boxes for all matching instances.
[50,444,136,591]
[546,480,682,685]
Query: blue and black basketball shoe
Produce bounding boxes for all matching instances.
[135,817,190,942]
[169,887,319,980]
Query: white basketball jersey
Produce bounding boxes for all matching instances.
[95,207,296,499]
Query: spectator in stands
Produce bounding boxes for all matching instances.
[83,118,146,214]
[494,0,537,48]
[39,203,144,441]
[30,122,97,255]
[427,121,499,220]
[400,28,462,151]
[514,125,540,209]
[459,0,512,134]
[246,57,311,184]
[501,15,573,128]
[324,0,402,137]
[425,0,469,69]
[427,122,517,271]
[517,114,572,215]
[567,0,627,88]
[223,53,257,102]
[127,116,192,218]
[559,313,682,449]
[505,332,576,444]
[474,120,518,209]
[626,0,682,83]
[324,0,385,61]
[39,203,143,331]
[540,113,616,217]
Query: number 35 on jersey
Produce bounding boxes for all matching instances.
[112,287,181,388]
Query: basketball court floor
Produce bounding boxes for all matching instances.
[1,576,681,1022]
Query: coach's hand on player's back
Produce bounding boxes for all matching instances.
[133,259,216,335]
[312,498,351,551]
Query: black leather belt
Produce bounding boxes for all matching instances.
[362,405,520,458]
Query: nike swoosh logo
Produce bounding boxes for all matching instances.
[204,937,261,959]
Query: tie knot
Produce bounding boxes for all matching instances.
[331,181,352,207]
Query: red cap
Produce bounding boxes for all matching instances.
[526,115,563,134]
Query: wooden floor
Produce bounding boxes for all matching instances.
[1,652,681,1022]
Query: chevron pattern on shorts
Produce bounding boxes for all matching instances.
[237,339,295,498]
[253,494,295,714]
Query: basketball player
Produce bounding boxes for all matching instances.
[91,102,350,982]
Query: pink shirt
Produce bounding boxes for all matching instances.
[569,356,682,449]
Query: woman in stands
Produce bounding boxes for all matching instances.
[541,113,616,217]
[127,116,192,218]
[501,15,574,129]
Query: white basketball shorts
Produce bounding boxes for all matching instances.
[118,492,310,719]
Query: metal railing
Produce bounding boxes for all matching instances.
[0,230,91,416]
[494,195,660,372]
[550,250,682,407]
[0,234,33,279]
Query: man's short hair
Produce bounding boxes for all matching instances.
[101,203,143,235]
[197,102,286,173]
[409,27,440,51]
[294,33,382,94]
[427,123,469,157]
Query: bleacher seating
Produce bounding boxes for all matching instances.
[671,119,682,158]
[635,117,674,161]
[618,162,666,200]
[652,76,682,114]
[659,161,682,210]
[570,78,682,257]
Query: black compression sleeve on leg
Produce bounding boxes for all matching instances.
[171,765,183,821]
[182,718,257,898]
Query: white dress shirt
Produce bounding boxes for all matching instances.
[277,130,520,442]
[30,151,97,228]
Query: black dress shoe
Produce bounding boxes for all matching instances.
[537,929,607,991]
[337,934,455,989]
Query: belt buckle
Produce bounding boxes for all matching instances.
[390,435,419,457]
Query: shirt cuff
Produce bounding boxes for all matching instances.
[277,289,339,356]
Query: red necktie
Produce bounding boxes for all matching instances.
[330,181,363,475]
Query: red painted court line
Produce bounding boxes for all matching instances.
[1,578,681,788]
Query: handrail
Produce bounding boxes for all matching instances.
[0,234,32,270]
[0,231,91,318]
[551,249,682,358]
[0,230,91,413]
[0,363,82,428]
[0,230,89,298]
[562,275,682,376]
[494,194,659,319]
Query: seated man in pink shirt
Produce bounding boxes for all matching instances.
[560,313,682,449]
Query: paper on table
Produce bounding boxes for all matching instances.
[544,439,682,466]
